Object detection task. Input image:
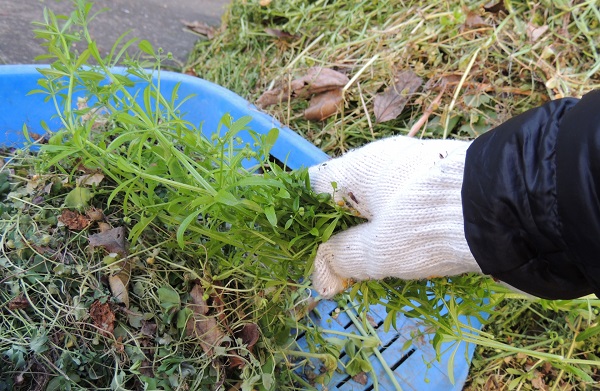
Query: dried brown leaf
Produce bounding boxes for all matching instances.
[464,11,488,28]
[239,323,260,351]
[352,372,368,385]
[259,0,272,6]
[264,28,300,40]
[97,222,111,233]
[89,300,115,337]
[304,89,343,121]
[76,173,104,187]
[182,20,216,39]
[141,321,157,337]
[28,132,46,143]
[8,294,30,310]
[211,287,228,327]
[109,274,130,308]
[256,67,349,108]
[531,371,547,390]
[86,207,104,222]
[484,1,507,14]
[527,23,549,42]
[89,226,128,256]
[58,209,91,230]
[185,284,225,356]
[373,70,422,123]
[229,355,246,369]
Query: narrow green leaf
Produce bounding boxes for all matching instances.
[75,48,91,68]
[265,206,277,226]
[576,323,600,342]
[214,189,240,206]
[321,217,339,242]
[236,176,284,188]
[176,206,210,248]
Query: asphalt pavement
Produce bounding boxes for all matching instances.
[0,0,229,65]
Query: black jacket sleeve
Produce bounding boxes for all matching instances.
[462,90,600,299]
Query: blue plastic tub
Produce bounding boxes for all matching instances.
[0,64,481,390]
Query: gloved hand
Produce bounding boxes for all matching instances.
[309,135,482,298]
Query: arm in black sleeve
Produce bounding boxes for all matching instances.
[462,90,600,299]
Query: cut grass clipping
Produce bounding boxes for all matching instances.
[1,2,600,391]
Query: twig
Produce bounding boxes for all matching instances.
[443,46,481,139]
[343,54,379,92]
[408,85,447,137]
[357,82,374,138]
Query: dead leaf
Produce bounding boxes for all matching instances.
[527,23,549,42]
[89,300,115,337]
[464,11,489,28]
[259,0,272,6]
[229,356,246,369]
[105,252,131,307]
[86,207,104,222]
[27,131,46,143]
[109,274,130,308]
[76,173,104,187]
[97,222,111,233]
[373,70,422,123]
[8,294,30,310]
[304,89,344,121]
[531,371,547,390]
[185,284,225,356]
[238,323,260,351]
[352,372,368,385]
[265,28,300,40]
[366,314,377,328]
[141,321,157,337]
[484,1,507,14]
[210,287,229,329]
[184,68,197,77]
[256,67,349,108]
[76,162,97,174]
[89,226,128,256]
[58,209,91,230]
[182,20,216,39]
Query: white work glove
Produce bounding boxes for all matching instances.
[309,135,482,298]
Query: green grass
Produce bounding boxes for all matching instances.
[185,0,600,389]
[187,0,600,155]
[1,1,600,390]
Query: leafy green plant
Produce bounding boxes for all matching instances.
[2,1,600,391]
[2,2,362,390]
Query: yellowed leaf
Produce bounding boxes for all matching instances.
[109,274,130,308]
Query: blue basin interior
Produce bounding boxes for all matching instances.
[0,64,481,390]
